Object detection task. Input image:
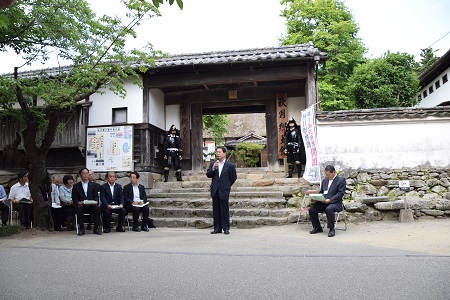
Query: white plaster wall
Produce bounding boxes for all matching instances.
[149,88,165,129]
[89,80,143,126]
[416,66,450,107]
[165,105,180,131]
[287,96,306,120]
[317,118,450,169]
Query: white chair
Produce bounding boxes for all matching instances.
[296,195,310,225]
[320,205,347,231]
[10,201,33,228]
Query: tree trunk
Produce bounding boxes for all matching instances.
[28,159,53,230]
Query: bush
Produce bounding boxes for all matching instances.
[0,225,22,237]
[234,142,264,167]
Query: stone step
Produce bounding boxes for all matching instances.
[150,185,300,195]
[149,191,284,199]
[152,178,303,189]
[149,198,288,209]
[151,215,293,229]
[150,207,294,218]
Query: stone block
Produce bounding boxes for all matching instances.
[359,184,377,195]
[371,180,388,186]
[374,200,405,210]
[435,200,450,210]
[345,202,368,213]
[361,196,389,204]
[421,209,445,216]
[399,209,414,222]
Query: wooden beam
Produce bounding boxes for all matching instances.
[164,83,305,104]
[146,66,309,88]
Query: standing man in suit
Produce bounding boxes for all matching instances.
[123,171,150,232]
[72,168,102,236]
[100,171,126,233]
[206,146,237,235]
[306,165,346,237]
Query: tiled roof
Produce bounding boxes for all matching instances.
[316,106,450,122]
[155,43,326,67]
[2,44,326,78]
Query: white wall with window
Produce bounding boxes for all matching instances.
[89,79,143,126]
[149,88,165,129]
[416,66,450,107]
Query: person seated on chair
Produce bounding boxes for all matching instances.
[8,171,33,229]
[123,171,150,232]
[100,171,126,233]
[59,174,76,231]
[0,184,9,226]
[306,165,346,238]
[72,168,102,236]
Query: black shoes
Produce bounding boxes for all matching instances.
[94,228,102,235]
[116,226,125,232]
[309,227,323,234]
[210,230,222,234]
[141,226,149,232]
[223,230,230,235]
[328,229,335,237]
[132,226,141,232]
[78,228,85,236]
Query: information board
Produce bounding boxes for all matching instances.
[86,125,133,171]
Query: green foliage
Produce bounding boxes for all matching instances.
[0,225,22,237]
[202,114,230,145]
[280,0,365,111]
[234,142,264,168]
[347,52,419,108]
[414,47,440,75]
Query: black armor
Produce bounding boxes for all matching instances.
[284,118,303,178]
[163,125,183,182]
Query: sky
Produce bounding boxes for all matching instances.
[1,0,449,74]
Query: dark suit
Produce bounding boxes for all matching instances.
[72,181,101,230]
[206,160,237,232]
[100,183,126,230]
[308,175,346,229]
[123,183,149,229]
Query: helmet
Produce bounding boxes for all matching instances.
[288,117,296,124]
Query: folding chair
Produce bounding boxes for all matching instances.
[10,201,33,228]
[320,205,347,231]
[296,195,310,225]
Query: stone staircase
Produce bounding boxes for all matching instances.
[148,168,310,228]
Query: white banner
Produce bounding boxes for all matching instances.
[300,105,321,183]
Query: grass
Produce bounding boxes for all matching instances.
[0,225,22,237]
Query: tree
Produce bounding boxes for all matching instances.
[0,0,182,230]
[280,0,366,110]
[347,52,419,109]
[202,115,230,145]
[414,47,440,75]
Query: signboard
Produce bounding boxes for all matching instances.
[301,105,321,183]
[276,93,288,159]
[86,125,133,171]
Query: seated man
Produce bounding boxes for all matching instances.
[306,165,346,237]
[100,171,126,233]
[8,171,33,228]
[123,171,150,232]
[0,184,9,226]
[72,168,102,236]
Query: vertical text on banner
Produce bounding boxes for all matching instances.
[276,93,288,159]
[300,105,321,183]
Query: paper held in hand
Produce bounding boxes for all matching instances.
[309,194,326,201]
[132,202,149,208]
[83,200,98,205]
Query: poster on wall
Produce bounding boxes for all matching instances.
[86,125,133,172]
[300,105,321,183]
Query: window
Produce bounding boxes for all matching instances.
[423,90,427,98]
[112,107,127,124]
[435,80,440,89]
[443,74,448,84]
[429,86,434,94]
[417,94,422,101]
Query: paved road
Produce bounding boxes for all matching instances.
[1,220,449,300]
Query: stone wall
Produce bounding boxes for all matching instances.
[341,167,450,222]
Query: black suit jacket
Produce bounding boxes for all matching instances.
[123,183,147,205]
[100,183,124,207]
[319,175,346,204]
[72,181,100,206]
[206,160,237,200]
